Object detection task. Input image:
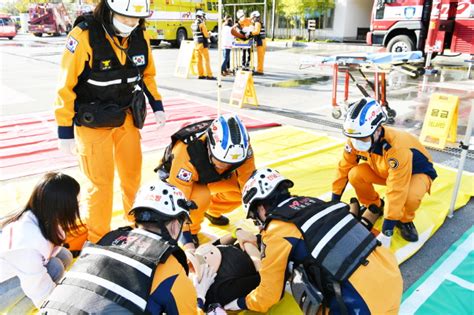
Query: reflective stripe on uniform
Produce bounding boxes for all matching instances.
[311,214,353,259]
[86,76,140,86]
[301,202,347,232]
[81,247,153,276]
[65,271,147,310]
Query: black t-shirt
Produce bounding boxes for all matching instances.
[204,245,260,309]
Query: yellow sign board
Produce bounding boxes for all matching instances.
[174,40,196,78]
[419,93,459,149]
[229,70,258,108]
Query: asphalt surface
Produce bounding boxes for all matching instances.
[1,33,473,292]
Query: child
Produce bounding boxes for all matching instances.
[221,16,234,76]
[0,172,83,312]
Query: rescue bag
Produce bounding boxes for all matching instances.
[154,119,214,179]
[130,85,147,129]
[290,264,323,315]
[74,101,127,128]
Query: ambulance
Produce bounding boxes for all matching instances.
[146,0,219,47]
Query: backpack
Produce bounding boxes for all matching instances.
[154,119,214,180]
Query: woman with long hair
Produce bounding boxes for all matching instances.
[0,172,82,312]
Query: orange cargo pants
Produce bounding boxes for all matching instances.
[75,114,142,243]
[194,43,213,77]
[348,163,432,222]
[256,39,266,73]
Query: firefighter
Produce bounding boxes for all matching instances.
[225,168,403,314]
[232,9,253,70]
[55,0,167,243]
[250,11,266,75]
[157,114,256,250]
[332,97,437,244]
[192,10,215,80]
[39,180,216,314]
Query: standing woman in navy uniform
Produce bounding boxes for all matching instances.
[55,0,166,243]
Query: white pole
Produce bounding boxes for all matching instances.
[217,0,222,116]
[448,103,473,217]
[271,0,276,40]
[263,0,267,27]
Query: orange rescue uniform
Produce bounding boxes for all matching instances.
[194,21,213,77]
[239,220,402,314]
[251,21,266,73]
[168,136,256,235]
[55,26,163,243]
[332,126,437,223]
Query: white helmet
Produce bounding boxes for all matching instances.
[343,97,387,138]
[242,168,294,217]
[207,114,250,164]
[195,10,204,18]
[129,180,193,222]
[106,0,151,18]
[236,9,245,20]
[250,11,260,18]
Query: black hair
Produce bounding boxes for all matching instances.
[1,172,82,246]
[251,181,292,216]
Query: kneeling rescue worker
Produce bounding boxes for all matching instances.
[40,180,216,314]
[225,168,403,314]
[155,114,256,249]
[332,97,437,244]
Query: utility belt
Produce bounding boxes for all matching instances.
[74,88,147,129]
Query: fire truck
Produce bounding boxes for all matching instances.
[146,0,219,47]
[366,0,474,54]
[28,2,72,37]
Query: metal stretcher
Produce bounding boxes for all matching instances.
[320,51,425,123]
[231,38,255,73]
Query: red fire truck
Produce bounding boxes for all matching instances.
[367,0,474,54]
[28,2,72,37]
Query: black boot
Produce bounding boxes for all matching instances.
[204,213,229,226]
[396,221,419,242]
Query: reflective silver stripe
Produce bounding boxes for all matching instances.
[87,76,139,87]
[311,214,353,259]
[132,228,163,241]
[81,247,152,276]
[301,202,347,232]
[65,271,147,310]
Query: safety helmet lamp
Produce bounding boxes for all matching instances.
[343,97,387,138]
[207,114,250,164]
[129,180,193,223]
[106,0,151,18]
[242,168,294,218]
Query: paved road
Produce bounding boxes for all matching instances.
[1,33,473,291]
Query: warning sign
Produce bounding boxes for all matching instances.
[229,70,258,108]
[174,40,197,78]
[419,93,459,149]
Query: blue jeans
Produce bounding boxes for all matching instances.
[0,247,73,313]
[222,48,231,72]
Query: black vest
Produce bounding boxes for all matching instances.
[254,22,266,45]
[266,197,378,282]
[73,15,148,110]
[41,227,188,314]
[191,18,208,47]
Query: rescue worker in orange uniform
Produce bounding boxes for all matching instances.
[192,10,215,80]
[332,97,437,243]
[40,180,216,314]
[250,11,266,75]
[55,0,167,243]
[225,168,403,314]
[232,9,253,70]
[156,114,256,249]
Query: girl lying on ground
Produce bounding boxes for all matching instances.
[0,172,83,313]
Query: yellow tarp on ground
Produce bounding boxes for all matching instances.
[1,126,472,314]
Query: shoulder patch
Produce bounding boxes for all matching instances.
[388,158,399,169]
[132,54,146,66]
[65,36,79,53]
[344,143,352,153]
[177,168,193,182]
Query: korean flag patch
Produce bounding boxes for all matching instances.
[65,36,78,53]
[177,168,192,182]
[132,54,146,66]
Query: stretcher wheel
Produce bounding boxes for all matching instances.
[332,108,342,119]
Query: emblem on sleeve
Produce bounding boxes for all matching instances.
[177,168,192,182]
[65,36,78,53]
[388,158,399,169]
